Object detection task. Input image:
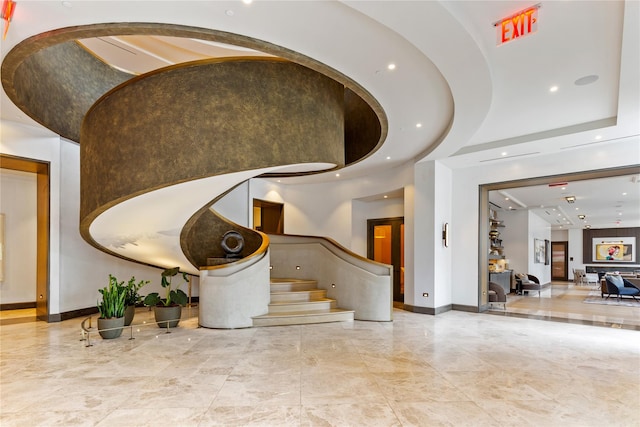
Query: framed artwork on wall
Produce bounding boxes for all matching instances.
[592,237,635,262]
[534,238,545,264]
[544,239,550,265]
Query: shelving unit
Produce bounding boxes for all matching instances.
[489,211,512,294]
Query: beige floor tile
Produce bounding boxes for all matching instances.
[1,299,639,426]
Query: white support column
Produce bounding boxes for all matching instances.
[412,160,453,313]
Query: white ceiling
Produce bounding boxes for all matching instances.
[1,1,639,234]
[489,174,640,230]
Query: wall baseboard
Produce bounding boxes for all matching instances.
[451,304,479,313]
[0,301,36,311]
[49,298,200,322]
[403,303,456,315]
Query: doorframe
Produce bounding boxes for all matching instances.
[0,154,50,321]
[367,216,404,302]
[479,165,640,311]
[252,198,284,234]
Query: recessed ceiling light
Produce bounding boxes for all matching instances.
[561,187,566,190]
[335,173,340,177]
[386,156,391,160]
[383,195,388,199]
[575,207,579,210]
[501,152,507,156]
[622,192,627,196]
[242,0,253,4]
[549,85,559,92]
[594,135,602,140]
[225,9,235,16]
[574,74,599,86]
[388,63,396,70]
[505,197,510,201]
[416,123,422,128]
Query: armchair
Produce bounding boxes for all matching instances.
[602,275,640,301]
[488,281,506,309]
[515,273,550,297]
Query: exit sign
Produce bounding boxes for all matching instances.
[495,5,540,45]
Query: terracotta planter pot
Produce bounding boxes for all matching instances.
[124,305,136,326]
[97,317,125,339]
[154,305,181,328]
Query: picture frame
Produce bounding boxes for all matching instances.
[544,239,550,265]
[534,238,545,264]
[592,237,635,262]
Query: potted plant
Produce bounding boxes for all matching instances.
[143,267,189,328]
[97,274,127,339]
[123,276,149,326]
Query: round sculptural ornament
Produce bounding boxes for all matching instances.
[221,230,244,257]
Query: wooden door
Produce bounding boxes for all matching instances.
[551,241,568,281]
[367,217,404,302]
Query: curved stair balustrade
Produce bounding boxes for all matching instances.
[181,196,264,269]
[199,234,271,329]
[268,234,393,321]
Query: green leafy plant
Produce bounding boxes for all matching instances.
[143,267,189,307]
[97,274,127,319]
[124,276,149,307]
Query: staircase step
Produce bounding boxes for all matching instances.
[270,279,318,292]
[270,289,327,303]
[252,308,354,327]
[267,298,336,313]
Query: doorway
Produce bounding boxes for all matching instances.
[253,199,284,234]
[0,155,50,322]
[367,217,404,302]
[551,241,568,281]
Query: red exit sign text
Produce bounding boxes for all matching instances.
[495,5,539,45]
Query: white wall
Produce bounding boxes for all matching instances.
[567,228,584,279]
[499,209,529,275]
[351,197,404,257]
[1,121,172,316]
[449,138,638,307]
[551,229,568,242]
[213,181,250,227]
[249,163,413,253]
[57,140,168,312]
[0,169,37,304]
[4,117,637,316]
[527,211,551,284]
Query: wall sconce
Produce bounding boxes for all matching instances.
[2,0,16,40]
[442,222,449,247]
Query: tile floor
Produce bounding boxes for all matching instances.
[489,282,640,330]
[1,303,639,426]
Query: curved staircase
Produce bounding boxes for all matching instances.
[252,279,354,327]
